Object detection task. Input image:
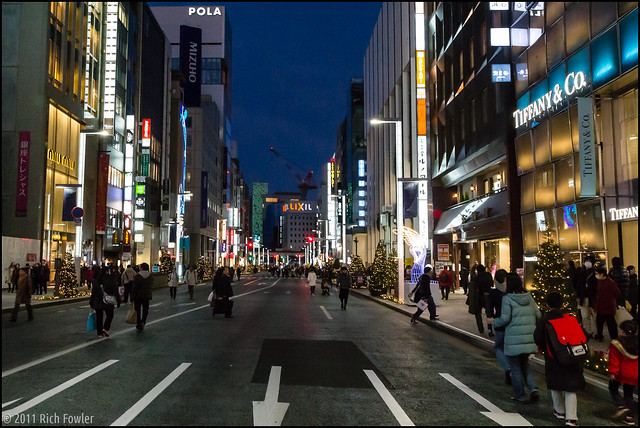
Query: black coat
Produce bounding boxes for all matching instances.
[412,274,432,301]
[487,288,506,331]
[214,274,233,299]
[533,308,586,392]
[609,265,630,300]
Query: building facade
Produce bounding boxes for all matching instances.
[508,2,638,284]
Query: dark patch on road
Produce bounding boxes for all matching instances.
[252,339,391,389]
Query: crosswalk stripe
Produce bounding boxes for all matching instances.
[111,363,191,426]
[1,360,118,419]
[364,370,414,426]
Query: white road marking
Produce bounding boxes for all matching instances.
[320,306,333,320]
[439,373,532,426]
[253,366,290,426]
[177,302,196,306]
[1,360,118,419]
[1,398,22,408]
[364,370,414,426]
[149,303,163,307]
[111,363,191,426]
[244,279,259,285]
[2,279,281,378]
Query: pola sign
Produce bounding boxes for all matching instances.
[513,71,588,129]
[188,6,222,16]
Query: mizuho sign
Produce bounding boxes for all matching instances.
[512,71,588,129]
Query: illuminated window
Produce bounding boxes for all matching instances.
[358,180,366,187]
[358,160,366,177]
[358,220,365,227]
[358,201,365,207]
[358,210,366,217]
[358,190,365,197]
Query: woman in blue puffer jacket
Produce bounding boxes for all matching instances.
[491,273,542,404]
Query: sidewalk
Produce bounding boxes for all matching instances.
[349,286,617,390]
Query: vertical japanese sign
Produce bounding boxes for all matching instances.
[201,171,208,229]
[16,131,31,216]
[577,97,596,197]
[95,153,110,234]
[415,3,429,243]
[179,26,202,107]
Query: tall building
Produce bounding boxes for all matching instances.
[333,78,367,264]
[507,2,638,283]
[150,4,232,268]
[427,2,522,281]
[252,182,269,245]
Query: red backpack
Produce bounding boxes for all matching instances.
[545,314,589,365]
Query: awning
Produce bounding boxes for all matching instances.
[434,189,509,236]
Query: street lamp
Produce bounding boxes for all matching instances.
[370,118,404,302]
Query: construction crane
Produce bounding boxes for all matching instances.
[270,147,317,199]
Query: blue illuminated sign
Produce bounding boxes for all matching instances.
[563,204,577,228]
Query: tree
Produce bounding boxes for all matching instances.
[531,230,574,313]
[159,250,172,274]
[349,254,367,288]
[197,256,213,280]
[369,241,387,296]
[57,253,80,298]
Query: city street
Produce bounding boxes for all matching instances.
[2,273,621,426]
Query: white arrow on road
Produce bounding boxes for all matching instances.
[253,366,290,426]
[439,373,532,426]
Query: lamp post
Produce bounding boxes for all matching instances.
[370,119,404,302]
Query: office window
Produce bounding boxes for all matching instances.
[546,18,565,70]
[591,2,617,38]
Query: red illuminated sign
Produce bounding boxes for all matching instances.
[142,119,150,139]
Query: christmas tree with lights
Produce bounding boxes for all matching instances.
[58,253,80,298]
[349,254,367,288]
[369,241,387,296]
[197,256,213,280]
[159,250,172,274]
[531,229,575,313]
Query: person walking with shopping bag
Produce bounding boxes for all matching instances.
[410,267,438,323]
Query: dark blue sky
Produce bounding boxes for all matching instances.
[217,2,382,198]
[149,2,382,197]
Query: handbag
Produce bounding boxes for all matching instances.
[125,303,137,324]
[417,299,428,311]
[615,306,633,326]
[207,291,214,302]
[87,311,96,331]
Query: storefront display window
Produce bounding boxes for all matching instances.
[551,111,572,160]
[557,205,579,250]
[536,209,558,245]
[577,200,605,251]
[533,121,550,167]
[535,164,555,209]
[555,156,575,205]
[522,213,538,253]
[521,172,535,212]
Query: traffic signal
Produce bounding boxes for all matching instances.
[307,236,313,243]
[248,241,253,249]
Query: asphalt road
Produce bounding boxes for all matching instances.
[1,273,623,426]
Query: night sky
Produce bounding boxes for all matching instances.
[153,2,383,199]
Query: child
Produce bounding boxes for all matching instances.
[533,292,585,427]
[608,320,638,425]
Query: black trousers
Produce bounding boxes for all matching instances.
[122,283,132,303]
[11,303,33,321]
[96,307,114,334]
[609,379,636,415]
[596,314,618,340]
[339,288,349,308]
[169,286,177,299]
[412,296,436,320]
[135,299,150,326]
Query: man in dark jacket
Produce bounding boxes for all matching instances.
[131,262,153,331]
[534,292,585,426]
[460,266,469,295]
[576,257,598,338]
[609,257,630,307]
[410,267,438,323]
[475,264,494,336]
[337,266,351,310]
[213,267,234,318]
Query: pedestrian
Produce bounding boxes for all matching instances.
[185,264,197,300]
[39,262,48,295]
[10,263,20,293]
[121,264,136,303]
[90,264,101,291]
[608,320,638,425]
[80,263,87,287]
[90,264,120,337]
[438,265,453,300]
[626,265,637,317]
[593,266,621,341]
[490,273,541,404]
[6,262,16,292]
[131,262,153,332]
[466,269,485,334]
[460,265,469,295]
[229,266,235,283]
[410,267,438,323]
[321,267,332,295]
[212,266,234,318]
[566,260,579,297]
[470,261,479,283]
[308,267,317,295]
[10,266,33,322]
[237,266,242,281]
[609,257,630,307]
[576,256,598,338]
[30,263,40,295]
[475,264,494,336]
[168,264,178,299]
[534,292,585,427]
[337,266,351,310]
[487,268,510,385]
